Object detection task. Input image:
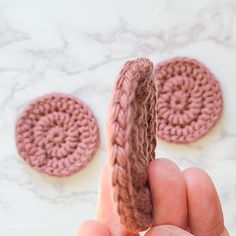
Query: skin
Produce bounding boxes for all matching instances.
[77,158,229,236]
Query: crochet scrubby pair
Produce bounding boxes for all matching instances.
[108,57,222,232]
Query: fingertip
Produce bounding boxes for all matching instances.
[148,158,188,228]
[183,167,219,202]
[183,167,225,235]
[78,220,111,236]
[183,167,211,183]
[148,158,181,178]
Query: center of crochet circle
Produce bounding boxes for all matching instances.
[33,112,80,159]
[170,90,187,111]
[48,127,65,144]
[165,76,194,113]
[160,75,201,126]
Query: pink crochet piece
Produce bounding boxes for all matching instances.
[16,93,99,177]
[155,57,223,143]
[107,58,157,232]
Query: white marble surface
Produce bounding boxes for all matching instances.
[0,0,235,235]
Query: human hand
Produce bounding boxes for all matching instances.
[78,158,229,236]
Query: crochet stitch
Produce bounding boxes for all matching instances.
[155,57,222,143]
[16,93,99,177]
[107,58,157,232]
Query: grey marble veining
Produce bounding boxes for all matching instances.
[0,0,235,235]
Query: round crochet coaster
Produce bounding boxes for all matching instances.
[16,93,99,177]
[155,57,223,143]
[107,58,157,232]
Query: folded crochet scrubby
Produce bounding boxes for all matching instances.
[15,93,99,177]
[107,58,157,232]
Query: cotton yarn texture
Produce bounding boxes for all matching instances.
[16,93,99,177]
[155,57,223,143]
[107,58,157,232]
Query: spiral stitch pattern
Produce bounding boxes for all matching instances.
[107,58,157,232]
[155,57,223,143]
[16,93,99,176]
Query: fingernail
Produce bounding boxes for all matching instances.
[149,227,171,236]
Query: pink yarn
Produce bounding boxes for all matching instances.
[107,58,157,232]
[15,93,99,176]
[155,57,223,143]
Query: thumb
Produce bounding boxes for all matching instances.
[145,225,193,236]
